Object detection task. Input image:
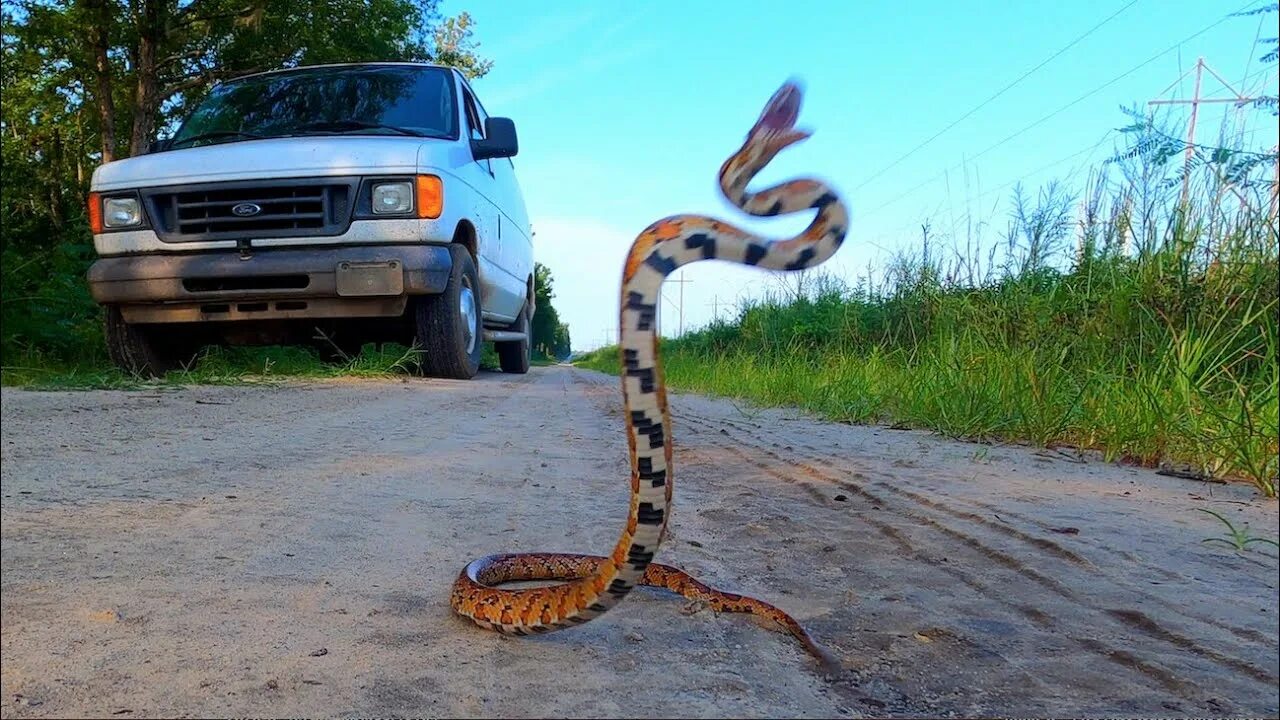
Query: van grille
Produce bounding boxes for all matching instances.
[143,178,357,243]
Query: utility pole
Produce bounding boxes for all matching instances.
[1148,57,1256,208]
[665,272,694,336]
[707,295,721,323]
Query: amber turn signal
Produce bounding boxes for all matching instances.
[87,192,103,234]
[416,174,443,219]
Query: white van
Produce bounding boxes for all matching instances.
[86,62,534,379]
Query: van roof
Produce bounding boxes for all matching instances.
[224,62,455,85]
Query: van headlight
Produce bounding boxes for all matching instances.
[103,196,143,228]
[371,181,414,214]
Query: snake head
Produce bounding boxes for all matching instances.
[748,78,812,153]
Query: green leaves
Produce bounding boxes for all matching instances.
[1,0,497,367]
[429,11,493,80]
[532,262,571,360]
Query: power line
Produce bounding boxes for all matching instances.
[950,130,1119,231]
[887,130,1117,247]
[983,132,1114,206]
[860,0,1265,220]
[1238,2,1269,89]
[947,126,1277,234]
[1239,64,1277,91]
[852,0,1141,192]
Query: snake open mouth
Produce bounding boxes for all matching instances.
[755,79,803,133]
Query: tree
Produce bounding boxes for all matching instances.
[0,0,495,361]
[430,12,492,80]
[4,0,494,161]
[531,262,572,360]
[1,0,494,241]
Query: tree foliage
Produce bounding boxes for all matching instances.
[1,0,494,363]
[429,11,492,81]
[532,262,572,360]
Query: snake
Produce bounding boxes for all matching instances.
[449,79,849,674]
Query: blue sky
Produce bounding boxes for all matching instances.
[439,0,1279,350]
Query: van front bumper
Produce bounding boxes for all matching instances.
[87,244,452,324]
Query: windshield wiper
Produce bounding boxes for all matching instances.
[289,119,426,137]
[168,130,266,148]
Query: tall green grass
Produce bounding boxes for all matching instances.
[0,342,427,389]
[578,177,1279,497]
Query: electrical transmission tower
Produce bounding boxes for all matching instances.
[1148,57,1257,206]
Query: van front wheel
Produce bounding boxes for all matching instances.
[104,306,199,378]
[414,244,482,379]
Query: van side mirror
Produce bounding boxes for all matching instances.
[471,117,518,160]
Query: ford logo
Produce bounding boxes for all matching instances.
[231,202,262,217]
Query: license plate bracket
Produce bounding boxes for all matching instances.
[335,260,404,297]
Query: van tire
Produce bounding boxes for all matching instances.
[104,306,198,378]
[496,302,531,374]
[414,244,482,379]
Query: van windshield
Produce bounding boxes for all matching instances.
[167,65,458,149]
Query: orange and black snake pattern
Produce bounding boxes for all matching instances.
[449,79,849,674]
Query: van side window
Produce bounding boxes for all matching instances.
[462,87,484,141]
[467,87,514,169]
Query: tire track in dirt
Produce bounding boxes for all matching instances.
[567,370,1277,712]
[663,407,1275,703]
[723,408,1278,583]
[952,496,1184,581]
[671,419,1224,703]
[678,409,1276,649]
[667,417,1220,705]
[678,412,1093,576]
[690,413,1113,561]
[577,372,1127,586]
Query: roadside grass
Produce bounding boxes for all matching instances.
[576,197,1279,498]
[1,339,564,390]
[1,342,427,390]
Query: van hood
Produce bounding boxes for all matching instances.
[91,135,436,191]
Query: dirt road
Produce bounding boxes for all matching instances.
[1,366,1276,718]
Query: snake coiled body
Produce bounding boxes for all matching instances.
[450,80,848,672]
